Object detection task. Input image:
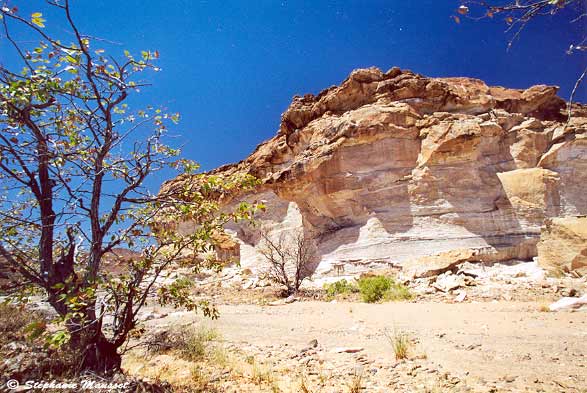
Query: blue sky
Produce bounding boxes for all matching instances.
[2,1,586,180]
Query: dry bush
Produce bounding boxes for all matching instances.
[259,229,316,295]
[178,327,219,362]
[148,325,220,362]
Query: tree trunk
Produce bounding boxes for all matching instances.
[67,310,122,375]
[76,329,121,374]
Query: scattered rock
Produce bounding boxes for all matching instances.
[433,273,465,293]
[560,287,579,297]
[284,295,298,304]
[144,312,167,321]
[455,291,467,303]
[242,278,258,290]
[549,295,587,311]
[332,347,364,354]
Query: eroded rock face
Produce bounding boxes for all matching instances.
[538,217,587,275]
[163,67,587,276]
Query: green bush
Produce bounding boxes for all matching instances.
[323,279,358,299]
[357,276,390,303]
[357,276,412,303]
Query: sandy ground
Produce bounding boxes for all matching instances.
[138,300,587,392]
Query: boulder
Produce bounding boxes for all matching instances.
[538,217,587,275]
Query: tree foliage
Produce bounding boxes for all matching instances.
[0,0,260,373]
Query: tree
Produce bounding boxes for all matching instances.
[0,1,260,373]
[258,229,316,296]
[455,1,587,115]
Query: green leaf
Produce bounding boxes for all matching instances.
[24,321,46,340]
[65,55,78,64]
[31,12,46,28]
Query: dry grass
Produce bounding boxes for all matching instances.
[153,324,220,362]
[250,359,275,385]
[187,366,205,389]
[299,374,313,393]
[538,303,551,312]
[129,325,298,392]
[346,369,364,393]
[126,324,231,392]
[0,303,43,345]
[385,329,411,360]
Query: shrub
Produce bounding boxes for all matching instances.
[178,326,219,361]
[151,325,220,361]
[383,281,413,301]
[357,276,412,303]
[324,279,358,299]
[358,276,390,303]
[259,229,316,295]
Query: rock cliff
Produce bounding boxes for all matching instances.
[164,67,587,277]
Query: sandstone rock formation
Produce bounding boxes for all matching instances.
[163,67,587,277]
[538,217,587,275]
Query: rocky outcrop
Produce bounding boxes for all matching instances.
[538,217,587,275]
[163,67,587,276]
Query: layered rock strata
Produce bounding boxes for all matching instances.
[163,67,587,276]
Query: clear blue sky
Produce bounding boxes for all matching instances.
[3,1,586,177]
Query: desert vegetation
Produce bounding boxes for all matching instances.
[385,329,412,361]
[0,0,260,374]
[324,276,412,303]
[323,279,359,300]
[259,229,316,296]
